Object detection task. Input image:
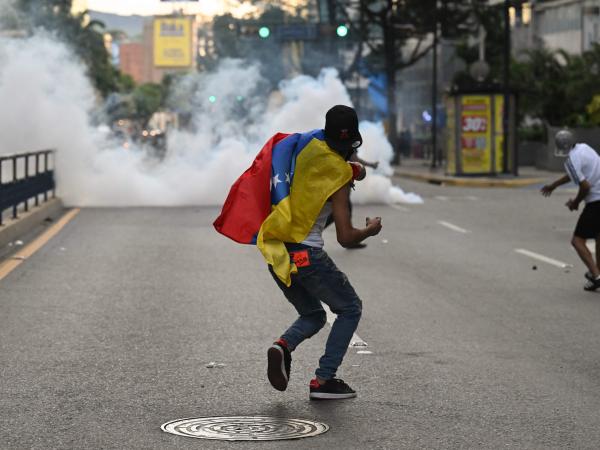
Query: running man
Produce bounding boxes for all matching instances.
[541,129,600,291]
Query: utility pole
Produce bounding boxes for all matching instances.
[502,0,513,174]
[384,9,400,165]
[431,0,439,169]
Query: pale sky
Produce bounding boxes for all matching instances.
[86,0,254,17]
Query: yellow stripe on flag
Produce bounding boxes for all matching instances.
[257,138,352,286]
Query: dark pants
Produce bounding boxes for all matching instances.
[269,246,362,380]
[574,201,600,239]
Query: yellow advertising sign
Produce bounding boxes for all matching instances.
[460,95,492,173]
[153,18,192,67]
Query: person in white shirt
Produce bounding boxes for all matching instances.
[541,130,600,291]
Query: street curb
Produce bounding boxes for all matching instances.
[394,170,547,188]
[0,198,64,249]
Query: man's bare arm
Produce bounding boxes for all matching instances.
[349,152,378,169]
[541,174,571,197]
[330,184,382,247]
[567,180,591,210]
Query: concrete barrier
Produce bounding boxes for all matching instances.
[0,198,64,249]
[518,141,544,166]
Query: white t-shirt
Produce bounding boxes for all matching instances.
[301,202,332,248]
[565,143,600,204]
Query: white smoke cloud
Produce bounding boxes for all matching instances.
[352,122,423,205]
[0,33,422,206]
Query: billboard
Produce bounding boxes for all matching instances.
[460,95,492,173]
[447,93,515,175]
[153,18,192,67]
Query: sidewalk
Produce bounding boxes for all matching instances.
[393,158,556,188]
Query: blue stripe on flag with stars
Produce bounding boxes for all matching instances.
[270,129,326,205]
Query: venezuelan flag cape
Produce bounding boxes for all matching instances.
[214,129,352,286]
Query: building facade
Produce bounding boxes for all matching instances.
[114,15,199,84]
[513,0,600,55]
[119,42,145,84]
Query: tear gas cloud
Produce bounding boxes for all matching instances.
[0,33,423,207]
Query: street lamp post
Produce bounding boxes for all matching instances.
[431,1,439,169]
[503,0,516,175]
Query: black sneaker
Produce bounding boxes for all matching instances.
[585,271,595,282]
[584,275,600,291]
[267,341,291,391]
[309,378,357,400]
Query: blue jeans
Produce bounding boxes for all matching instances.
[269,245,362,381]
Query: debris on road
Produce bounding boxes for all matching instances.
[206,362,226,368]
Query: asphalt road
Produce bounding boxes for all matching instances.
[2,176,600,449]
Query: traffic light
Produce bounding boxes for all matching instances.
[336,25,348,37]
[208,95,217,103]
[258,26,270,39]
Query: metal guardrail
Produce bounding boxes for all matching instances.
[0,150,55,226]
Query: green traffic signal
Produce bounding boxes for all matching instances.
[208,95,217,103]
[258,26,270,39]
[336,25,348,37]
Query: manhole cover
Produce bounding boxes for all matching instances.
[161,416,329,441]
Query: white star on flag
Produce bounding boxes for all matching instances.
[272,173,282,188]
[285,173,291,183]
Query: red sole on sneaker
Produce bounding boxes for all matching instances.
[267,346,288,391]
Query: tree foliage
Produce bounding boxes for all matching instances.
[333,0,481,154]
[14,0,130,97]
[452,4,600,128]
[212,13,241,60]
[207,5,291,87]
[132,83,164,126]
[511,45,600,127]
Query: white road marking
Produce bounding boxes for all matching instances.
[438,220,470,234]
[435,195,449,201]
[325,309,368,348]
[514,248,573,268]
[390,204,409,212]
[466,195,479,201]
